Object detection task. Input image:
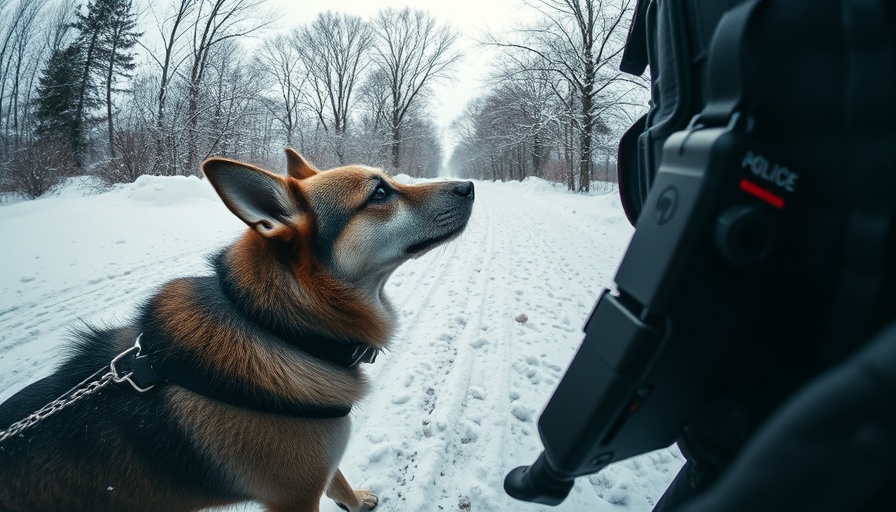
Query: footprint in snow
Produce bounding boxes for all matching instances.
[469,338,488,349]
[391,394,410,405]
[366,430,387,444]
[511,404,534,422]
[469,387,486,400]
[367,445,390,464]
[460,423,479,444]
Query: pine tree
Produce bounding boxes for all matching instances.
[34,44,85,159]
[98,0,141,158]
[70,0,108,166]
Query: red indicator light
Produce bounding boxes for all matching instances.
[739,179,785,208]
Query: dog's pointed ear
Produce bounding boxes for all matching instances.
[285,148,319,180]
[202,158,299,239]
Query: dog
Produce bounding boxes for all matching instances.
[0,149,474,512]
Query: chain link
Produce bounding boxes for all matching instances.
[0,370,115,444]
[0,335,148,445]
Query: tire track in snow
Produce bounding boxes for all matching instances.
[420,183,518,511]
[426,181,637,511]
[393,183,502,511]
[342,189,495,511]
[339,181,632,511]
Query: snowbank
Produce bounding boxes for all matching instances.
[123,174,219,204]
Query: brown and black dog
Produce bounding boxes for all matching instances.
[0,149,474,512]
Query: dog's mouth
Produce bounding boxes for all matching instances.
[406,225,465,256]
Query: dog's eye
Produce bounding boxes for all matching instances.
[371,186,388,201]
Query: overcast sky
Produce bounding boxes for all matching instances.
[263,0,534,147]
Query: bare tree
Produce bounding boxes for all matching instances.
[449,70,566,183]
[142,0,198,175]
[486,0,635,191]
[256,32,305,149]
[43,0,78,54]
[394,104,442,178]
[0,0,49,159]
[293,11,371,164]
[202,39,267,161]
[351,67,393,168]
[100,0,140,159]
[184,0,272,174]
[370,7,459,172]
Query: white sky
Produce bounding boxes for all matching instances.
[264,0,534,146]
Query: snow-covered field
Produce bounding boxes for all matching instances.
[0,175,683,511]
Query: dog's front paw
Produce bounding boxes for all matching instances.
[355,490,378,511]
[336,490,378,512]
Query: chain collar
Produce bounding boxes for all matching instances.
[0,336,151,444]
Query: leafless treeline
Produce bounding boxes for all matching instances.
[1,0,646,199]
[448,0,647,192]
[0,0,458,198]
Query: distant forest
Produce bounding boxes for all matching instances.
[0,0,646,199]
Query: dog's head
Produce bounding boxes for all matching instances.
[202,149,474,294]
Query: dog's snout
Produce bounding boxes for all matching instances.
[453,181,474,198]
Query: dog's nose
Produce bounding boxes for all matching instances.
[453,181,474,198]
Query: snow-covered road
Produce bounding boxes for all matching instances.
[0,176,683,511]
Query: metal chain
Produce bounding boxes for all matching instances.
[0,334,149,445]
[0,370,115,444]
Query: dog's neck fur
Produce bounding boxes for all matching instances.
[141,230,393,409]
[221,231,395,349]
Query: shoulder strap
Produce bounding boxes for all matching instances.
[699,0,764,127]
[620,0,650,76]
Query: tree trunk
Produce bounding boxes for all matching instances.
[155,91,167,174]
[187,79,200,174]
[579,111,593,193]
[106,33,120,159]
[578,53,595,192]
[532,131,542,178]
[154,1,190,176]
[9,44,23,151]
[390,117,401,171]
[335,125,346,164]
[74,30,100,168]
[564,119,575,191]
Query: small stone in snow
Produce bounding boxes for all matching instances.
[515,313,528,324]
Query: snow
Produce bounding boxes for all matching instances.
[0,175,683,511]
